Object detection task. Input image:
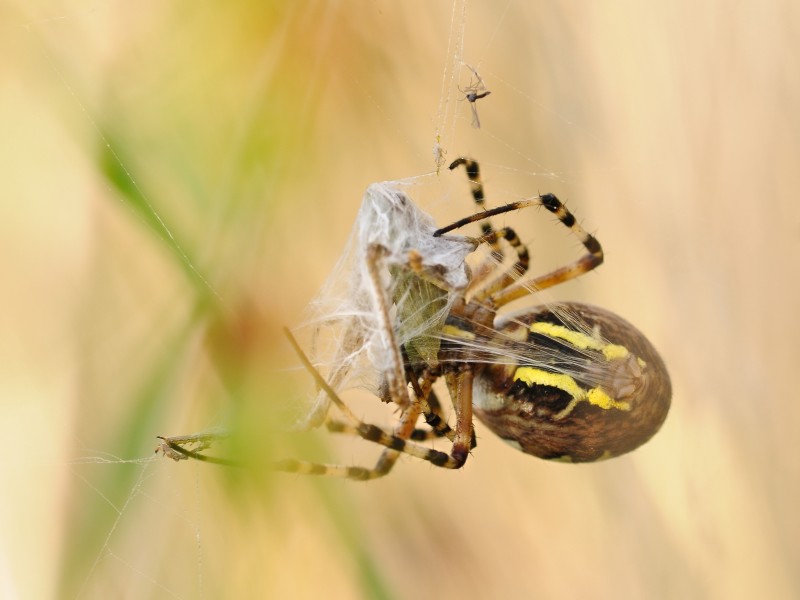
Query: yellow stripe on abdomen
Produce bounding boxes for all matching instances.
[513,367,631,420]
[529,321,631,361]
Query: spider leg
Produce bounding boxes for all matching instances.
[435,191,604,307]
[284,328,472,472]
[322,375,478,449]
[444,367,475,468]
[449,158,499,257]
[159,385,426,480]
[448,158,531,294]
[156,366,476,476]
[407,373,477,449]
[276,402,423,481]
[409,385,450,441]
[468,226,530,297]
[309,367,468,480]
[489,193,603,307]
[365,243,411,409]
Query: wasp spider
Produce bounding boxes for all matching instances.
[159,158,671,479]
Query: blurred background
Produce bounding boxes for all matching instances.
[2,1,798,598]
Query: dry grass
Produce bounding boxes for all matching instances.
[1,1,798,598]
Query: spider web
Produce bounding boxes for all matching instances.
[2,1,621,597]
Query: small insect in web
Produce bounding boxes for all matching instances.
[460,63,491,129]
[158,158,671,479]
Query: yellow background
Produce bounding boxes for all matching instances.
[1,1,798,598]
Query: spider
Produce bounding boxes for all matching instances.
[159,158,671,479]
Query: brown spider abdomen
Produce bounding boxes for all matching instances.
[472,303,671,462]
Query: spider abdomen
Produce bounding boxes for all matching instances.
[472,302,671,462]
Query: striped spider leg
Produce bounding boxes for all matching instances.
[442,158,604,308]
[274,322,472,480]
